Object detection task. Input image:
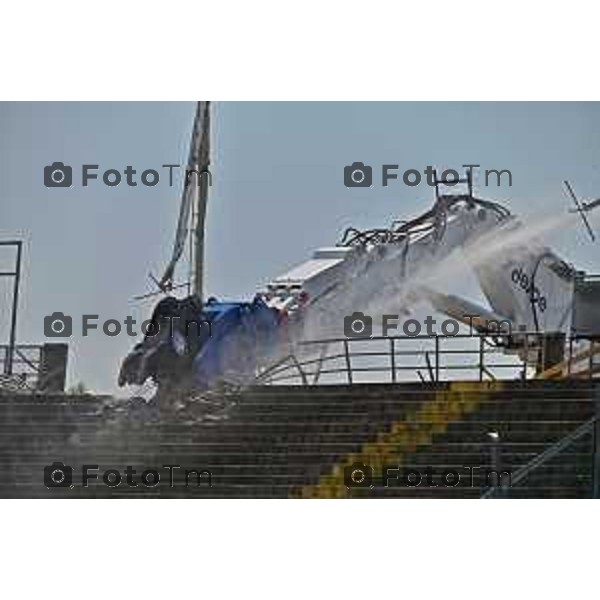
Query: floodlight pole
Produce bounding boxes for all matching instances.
[0,241,23,375]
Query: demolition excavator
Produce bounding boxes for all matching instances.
[118,102,600,393]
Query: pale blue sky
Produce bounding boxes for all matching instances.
[1,102,600,393]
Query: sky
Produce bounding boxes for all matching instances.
[1,101,600,394]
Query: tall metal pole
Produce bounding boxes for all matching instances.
[1,241,22,375]
[157,101,211,298]
[192,101,211,302]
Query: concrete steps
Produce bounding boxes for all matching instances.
[0,381,597,498]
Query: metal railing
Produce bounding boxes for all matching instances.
[257,332,529,385]
[255,332,600,386]
[482,413,599,499]
[551,337,600,379]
